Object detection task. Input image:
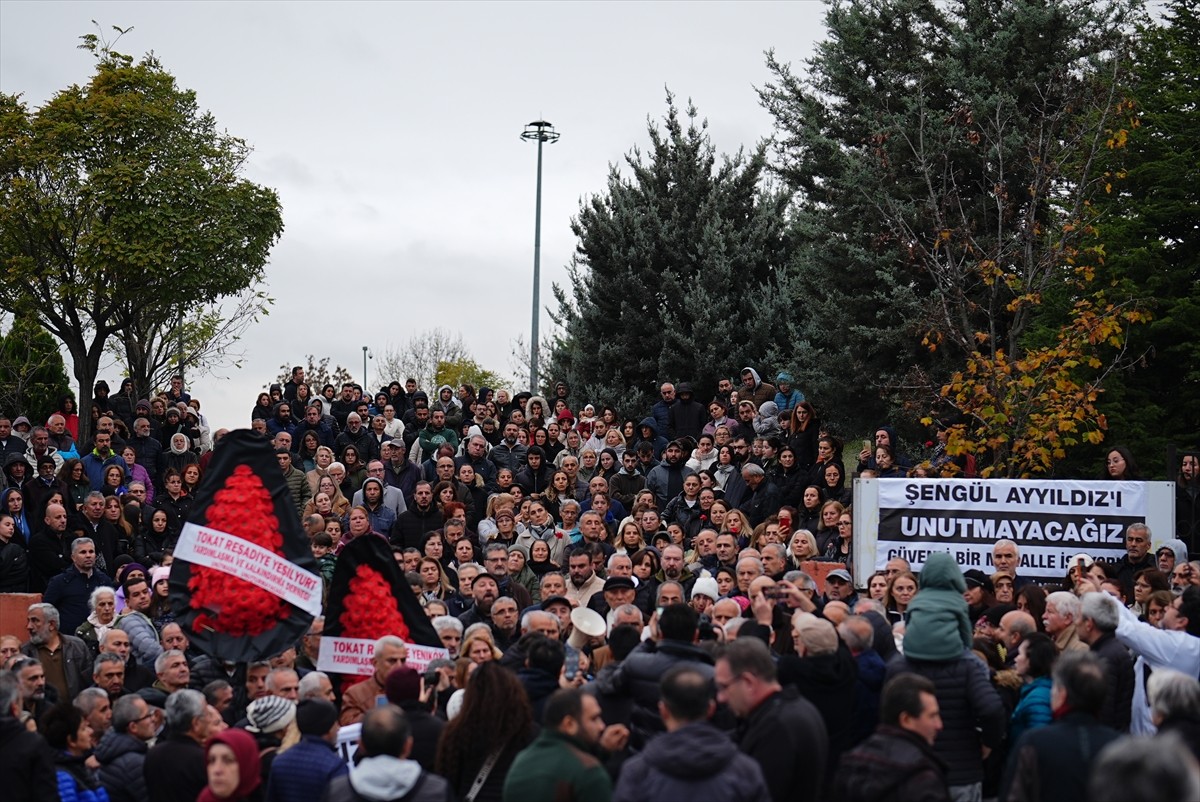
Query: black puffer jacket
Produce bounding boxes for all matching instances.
[886,650,1005,786]
[613,721,770,802]
[94,729,148,802]
[779,644,859,776]
[595,639,713,746]
[1090,632,1134,733]
[737,686,828,802]
[832,725,950,802]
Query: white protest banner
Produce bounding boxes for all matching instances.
[175,522,323,617]
[405,643,450,672]
[317,636,450,676]
[317,637,375,676]
[866,478,1159,583]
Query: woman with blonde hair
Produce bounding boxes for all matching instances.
[306,446,335,494]
[708,499,730,532]
[461,627,502,665]
[815,499,846,553]
[787,529,819,567]
[721,508,754,545]
[477,492,516,541]
[310,474,350,518]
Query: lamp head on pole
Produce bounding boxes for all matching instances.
[521,120,560,145]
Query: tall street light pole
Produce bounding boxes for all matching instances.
[520,120,559,394]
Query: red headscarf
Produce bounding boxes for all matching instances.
[198,728,261,802]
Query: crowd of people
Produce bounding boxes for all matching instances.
[1,366,1199,802]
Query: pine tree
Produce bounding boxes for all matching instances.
[545,94,793,417]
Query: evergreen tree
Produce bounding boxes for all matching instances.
[0,316,72,424]
[545,94,793,418]
[760,0,1143,467]
[1059,0,1200,476]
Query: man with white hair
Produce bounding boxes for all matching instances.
[1147,669,1200,735]
[1078,592,1134,732]
[144,689,218,802]
[298,671,336,703]
[339,635,407,725]
[266,667,300,701]
[784,611,858,772]
[20,602,91,701]
[431,615,464,657]
[74,686,112,737]
[137,649,191,708]
[1043,591,1089,654]
[991,539,1033,589]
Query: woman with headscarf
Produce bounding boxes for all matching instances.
[200,727,263,802]
[163,433,199,477]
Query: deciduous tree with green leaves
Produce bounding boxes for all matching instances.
[0,28,283,442]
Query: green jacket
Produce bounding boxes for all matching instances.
[902,551,972,662]
[502,729,612,802]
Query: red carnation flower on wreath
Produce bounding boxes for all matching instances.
[337,564,412,689]
[188,466,292,637]
[339,565,412,642]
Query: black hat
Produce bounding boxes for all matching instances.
[540,594,571,610]
[963,569,994,594]
[603,576,636,592]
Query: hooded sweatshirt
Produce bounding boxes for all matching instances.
[902,552,972,662]
[753,401,783,439]
[348,755,425,801]
[1160,538,1189,570]
[740,367,777,407]
[636,417,669,461]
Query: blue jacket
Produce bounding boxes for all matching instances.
[80,451,124,491]
[43,565,116,636]
[56,760,111,802]
[1010,676,1053,744]
[774,388,805,414]
[265,735,347,802]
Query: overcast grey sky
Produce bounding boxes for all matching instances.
[1,0,827,430]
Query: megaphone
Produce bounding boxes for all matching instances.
[568,606,606,649]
